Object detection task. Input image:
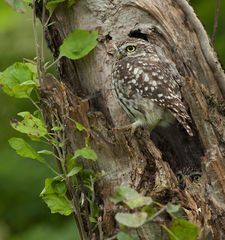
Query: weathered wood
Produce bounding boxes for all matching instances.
[38,0,225,239]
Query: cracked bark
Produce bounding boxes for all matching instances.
[37,0,225,239]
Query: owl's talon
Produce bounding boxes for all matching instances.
[112,121,140,138]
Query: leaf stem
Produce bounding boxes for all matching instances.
[28,96,41,112]
[41,0,46,80]
[45,56,62,70]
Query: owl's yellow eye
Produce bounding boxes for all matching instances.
[126,45,136,53]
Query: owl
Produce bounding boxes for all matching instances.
[112,38,193,136]
[176,169,202,189]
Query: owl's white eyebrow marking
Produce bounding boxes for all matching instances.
[158,94,163,98]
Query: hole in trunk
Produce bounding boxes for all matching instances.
[128,29,148,41]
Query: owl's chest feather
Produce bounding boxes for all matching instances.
[112,56,175,128]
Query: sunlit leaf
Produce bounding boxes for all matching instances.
[67,0,75,7]
[166,203,181,218]
[9,137,44,162]
[67,165,83,177]
[117,232,138,240]
[73,147,97,161]
[60,29,98,60]
[163,219,199,240]
[111,186,152,209]
[40,177,73,216]
[0,62,38,98]
[115,212,147,228]
[75,121,86,132]
[89,216,97,223]
[46,0,65,12]
[5,0,26,13]
[51,126,63,131]
[11,111,47,138]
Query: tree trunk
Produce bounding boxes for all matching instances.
[37,0,225,239]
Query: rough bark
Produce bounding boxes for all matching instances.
[38,0,225,239]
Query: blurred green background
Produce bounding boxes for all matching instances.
[0,1,224,240]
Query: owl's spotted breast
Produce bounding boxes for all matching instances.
[112,38,193,136]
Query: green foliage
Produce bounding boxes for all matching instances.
[11,111,47,139]
[0,62,37,98]
[8,137,44,162]
[75,121,87,132]
[60,29,98,60]
[67,0,76,8]
[111,186,152,209]
[163,219,199,240]
[40,177,73,216]
[73,147,97,161]
[46,0,65,12]
[112,186,199,240]
[117,232,139,240]
[46,0,76,12]
[115,212,147,228]
[4,0,26,13]
[67,165,83,177]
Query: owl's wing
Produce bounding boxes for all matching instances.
[139,62,193,136]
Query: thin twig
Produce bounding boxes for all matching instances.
[28,96,42,112]
[32,0,41,84]
[211,0,221,44]
[41,0,46,80]
[45,55,61,70]
[97,218,104,240]
[144,205,167,225]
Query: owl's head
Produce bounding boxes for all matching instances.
[114,38,150,59]
[176,169,202,190]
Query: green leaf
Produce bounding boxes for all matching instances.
[111,186,152,209]
[166,204,181,218]
[0,62,37,98]
[11,111,47,139]
[67,165,83,177]
[8,137,44,162]
[73,147,97,161]
[115,212,147,228]
[60,29,98,60]
[89,216,97,223]
[67,0,75,7]
[75,121,86,132]
[46,0,65,12]
[164,219,199,240]
[117,232,138,240]
[51,126,63,131]
[40,177,73,216]
[22,0,33,4]
[5,0,26,13]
